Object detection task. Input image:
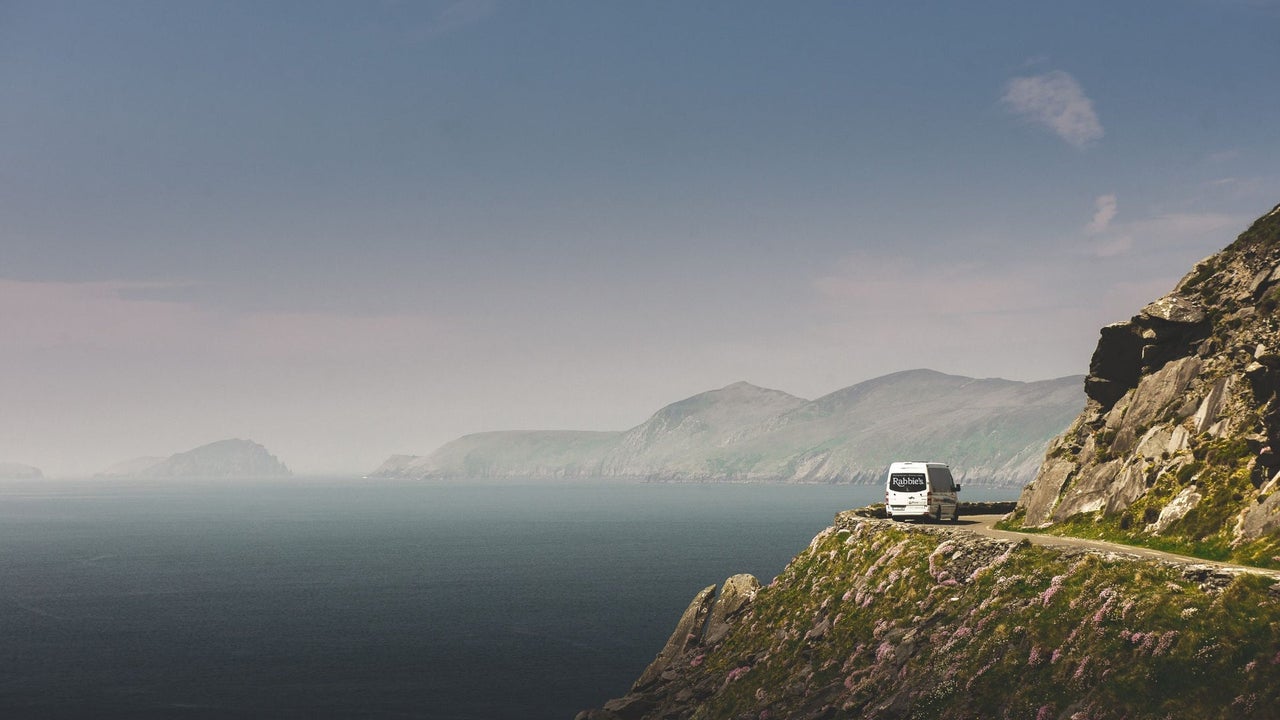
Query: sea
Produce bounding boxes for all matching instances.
[0,478,1017,719]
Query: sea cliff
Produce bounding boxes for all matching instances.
[580,513,1280,719]
[582,203,1280,718]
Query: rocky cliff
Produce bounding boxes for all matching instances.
[579,203,1280,719]
[100,439,291,479]
[1010,202,1280,565]
[374,371,1083,487]
[580,513,1280,719]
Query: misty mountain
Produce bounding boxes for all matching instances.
[373,369,1085,486]
[98,439,291,479]
[0,462,43,480]
[97,456,168,477]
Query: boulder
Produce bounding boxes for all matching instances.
[632,584,717,691]
[1238,491,1280,541]
[1086,322,1145,408]
[1259,447,1280,469]
[1106,357,1201,456]
[1052,459,1123,520]
[1139,295,1207,325]
[1246,362,1278,401]
[1250,264,1280,298]
[1257,344,1280,368]
[703,574,761,645]
[1148,486,1203,534]
[1193,376,1234,434]
[1102,462,1148,515]
[1018,454,1077,527]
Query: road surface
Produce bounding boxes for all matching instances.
[955,514,1280,579]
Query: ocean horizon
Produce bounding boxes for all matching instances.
[0,477,1018,719]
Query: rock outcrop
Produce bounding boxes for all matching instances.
[374,371,1084,487]
[580,514,1280,719]
[581,204,1280,719]
[1013,202,1280,563]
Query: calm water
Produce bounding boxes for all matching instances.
[0,478,1016,719]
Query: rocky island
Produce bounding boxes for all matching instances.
[580,203,1280,719]
[97,438,291,479]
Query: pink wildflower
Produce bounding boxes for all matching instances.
[1120,598,1135,620]
[1092,588,1117,626]
[1041,575,1065,606]
[876,641,895,663]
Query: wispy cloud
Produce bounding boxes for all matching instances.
[0,279,448,357]
[1002,70,1104,148]
[1087,194,1118,235]
[1084,210,1242,259]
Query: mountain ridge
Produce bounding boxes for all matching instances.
[374,371,1085,486]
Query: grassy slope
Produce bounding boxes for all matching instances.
[652,516,1280,720]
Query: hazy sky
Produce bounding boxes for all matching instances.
[3,1,1278,476]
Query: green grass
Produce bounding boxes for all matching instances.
[674,517,1280,719]
[999,434,1279,568]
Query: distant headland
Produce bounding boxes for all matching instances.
[374,370,1085,487]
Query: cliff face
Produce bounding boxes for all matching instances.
[580,514,1280,720]
[1012,203,1280,565]
[373,371,1084,486]
[581,203,1280,719]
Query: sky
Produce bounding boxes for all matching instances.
[2,1,1279,476]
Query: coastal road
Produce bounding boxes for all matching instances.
[955,514,1280,579]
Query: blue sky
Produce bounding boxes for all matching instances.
[2,1,1278,475]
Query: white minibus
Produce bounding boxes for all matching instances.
[884,461,960,522]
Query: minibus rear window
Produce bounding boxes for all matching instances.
[889,474,927,492]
